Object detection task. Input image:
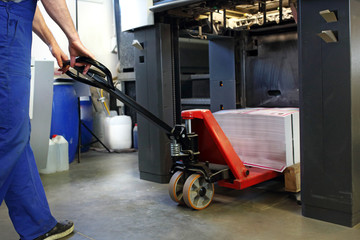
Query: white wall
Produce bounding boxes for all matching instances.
[78,0,118,75]
[31,0,118,76]
[31,0,76,67]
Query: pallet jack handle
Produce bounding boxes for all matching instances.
[63,57,174,135]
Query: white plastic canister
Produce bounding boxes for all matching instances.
[53,135,69,172]
[39,135,69,174]
[39,139,58,174]
[104,115,132,150]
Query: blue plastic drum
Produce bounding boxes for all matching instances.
[80,96,93,152]
[50,79,79,163]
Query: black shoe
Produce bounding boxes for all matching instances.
[33,220,74,240]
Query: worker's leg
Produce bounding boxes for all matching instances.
[0,0,37,203]
[0,1,57,239]
[0,1,22,204]
[4,143,58,240]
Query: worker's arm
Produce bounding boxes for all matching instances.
[32,6,69,70]
[40,0,95,73]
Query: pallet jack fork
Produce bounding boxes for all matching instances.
[64,57,281,210]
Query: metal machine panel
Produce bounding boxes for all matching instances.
[179,38,209,74]
[210,80,236,112]
[209,38,237,112]
[299,0,360,227]
[246,32,299,107]
[134,24,175,183]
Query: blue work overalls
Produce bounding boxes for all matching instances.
[0,0,58,239]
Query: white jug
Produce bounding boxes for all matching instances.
[104,115,132,150]
[53,135,69,172]
[39,139,58,174]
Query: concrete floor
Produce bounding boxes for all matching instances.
[1,151,360,240]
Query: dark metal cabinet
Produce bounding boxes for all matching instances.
[134,24,176,183]
[299,0,360,227]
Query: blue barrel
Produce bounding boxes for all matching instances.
[50,79,79,163]
[80,96,93,152]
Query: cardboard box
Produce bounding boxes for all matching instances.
[214,108,300,172]
[284,163,301,192]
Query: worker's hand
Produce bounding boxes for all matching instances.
[49,43,69,73]
[68,39,95,75]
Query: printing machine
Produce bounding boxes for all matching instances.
[115,0,360,227]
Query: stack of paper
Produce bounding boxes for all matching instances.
[213,108,300,172]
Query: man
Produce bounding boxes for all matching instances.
[0,0,94,239]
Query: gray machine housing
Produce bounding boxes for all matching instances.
[134,24,176,183]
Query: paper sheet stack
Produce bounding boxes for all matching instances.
[213,108,300,172]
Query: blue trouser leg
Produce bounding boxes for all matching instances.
[5,144,58,240]
[0,0,57,239]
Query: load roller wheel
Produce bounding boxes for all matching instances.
[183,174,214,210]
[168,171,185,204]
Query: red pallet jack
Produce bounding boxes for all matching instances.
[64,57,281,210]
